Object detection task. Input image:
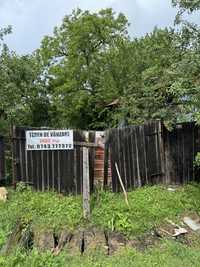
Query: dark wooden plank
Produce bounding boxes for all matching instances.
[137,125,148,186]
[29,151,34,185]
[12,126,17,185]
[109,129,118,192]
[38,151,43,190]
[15,127,23,183]
[128,126,135,188]
[163,127,171,184]
[145,122,155,185]
[51,151,55,191]
[48,151,53,190]
[176,125,183,184]
[124,127,131,189]
[19,128,26,183]
[75,146,81,194]
[130,126,138,188]
[59,150,65,194]
[73,147,78,194]
[53,151,59,192]
[73,130,78,194]
[157,122,165,184]
[75,130,85,194]
[154,122,161,184]
[46,150,50,191]
[112,129,119,192]
[144,123,150,184]
[88,131,95,192]
[153,121,162,184]
[118,128,126,190]
[41,151,45,191]
[43,150,48,191]
[145,122,162,185]
[103,130,109,188]
[0,136,5,180]
[79,146,83,194]
[194,124,200,182]
[192,124,195,182]
[134,126,142,187]
[182,124,194,183]
[70,149,75,192]
[168,127,178,184]
[57,151,61,193]
[108,130,115,191]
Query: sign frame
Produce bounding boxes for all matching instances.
[26,129,74,151]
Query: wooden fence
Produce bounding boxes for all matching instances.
[104,121,200,192]
[163,122,200,185]
[0,136,5,181]
[12,127,96,194]
[9,121,200,194]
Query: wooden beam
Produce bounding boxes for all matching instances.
[115,162,129,207]
[83,147,90,219]
[75,141,98,148]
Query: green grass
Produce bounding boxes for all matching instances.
[1,183,200,266]
[91,184,198,236]
[1,241,200,267]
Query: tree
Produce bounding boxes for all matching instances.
[172,0,200,14]
[38,8,200,129]
[0,28,54,133]
[38,8,129,129]
[116,28,185,127]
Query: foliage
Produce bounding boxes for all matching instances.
[0,27,57,135]
[194,152,200,167]
[172,0,200,13]
[119,28,185,127]
[38,8,130,129]
[2,5,200,130]
[39,10,185,129]
[36,7,200,129]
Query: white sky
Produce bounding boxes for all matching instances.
[0,0,199,54]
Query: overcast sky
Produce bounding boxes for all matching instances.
[0,0,198,55]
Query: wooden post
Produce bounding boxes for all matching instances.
[11,125,17,187]
[83,147,90,219]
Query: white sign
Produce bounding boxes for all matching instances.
[26,130,73,151]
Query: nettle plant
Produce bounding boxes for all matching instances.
[194,152,200,167]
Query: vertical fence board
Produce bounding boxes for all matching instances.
[118,128,126,189]
[103,130,109,188]
[89,131,95,192]
[131,126,138,187]
[0,136,5,181]
[12,127,93,194]
[124,127,131,188]
[106,121,163,191]
[12,121,200,194]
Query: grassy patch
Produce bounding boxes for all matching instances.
[91,184,200,236]
[1,240,200,267]
[1,184,200,266]
[0,187,82,248]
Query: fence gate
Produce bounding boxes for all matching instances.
[163,122,200,184]
[105,121,164,192]
[12,126,96,194]
[0,136,5,181]
[105,121,200,192]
